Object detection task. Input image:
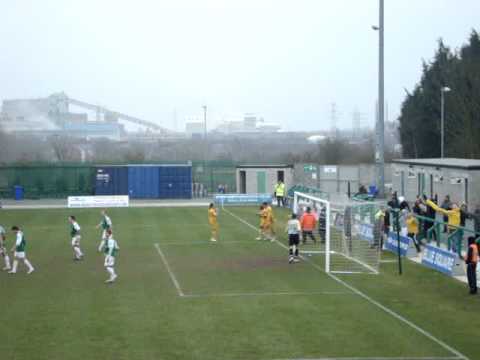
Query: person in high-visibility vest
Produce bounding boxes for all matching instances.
[465,236,478,294]
[274,181,286,207]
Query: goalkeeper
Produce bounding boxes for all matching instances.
[286,213,301,263]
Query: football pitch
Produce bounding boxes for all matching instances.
[0,205,476,360]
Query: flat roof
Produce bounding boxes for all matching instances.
[393,158,480,170]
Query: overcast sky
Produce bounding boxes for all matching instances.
[1,1,479,132]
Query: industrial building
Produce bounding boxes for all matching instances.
[0,93,176,140]
[392,158,480,206]
[216,113,281,134]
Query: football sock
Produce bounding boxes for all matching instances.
[4,255,10,269]
[11,260,18,272]
[24,259,34,271]
[73,246,82,258]
[107,267,115,277]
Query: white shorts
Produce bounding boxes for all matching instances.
[71,235,81,247]
[104,255,115,267]
[14,251,25,259]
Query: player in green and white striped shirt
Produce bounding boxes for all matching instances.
[102,229,119,283]
[8,226,34,274]
[0,225,11,271]
[68,215,84,261]
[96,209,112,252]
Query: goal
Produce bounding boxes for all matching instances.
[293,191,381,274]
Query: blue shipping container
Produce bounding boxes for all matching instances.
[95,166,128,195]
[158,165,192,199]
[128,166,160,199]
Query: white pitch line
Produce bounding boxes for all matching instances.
[380,259,398,263]
[161,240,253,246]
[272,357,462,360]
[183,290,353,298]
[153,243,184,297]
[222,206,469,360]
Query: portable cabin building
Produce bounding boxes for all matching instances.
[392,158,480,206]
[235,165,294,195]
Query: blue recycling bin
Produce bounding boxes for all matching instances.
[14,185,24,201]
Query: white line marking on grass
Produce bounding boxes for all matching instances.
[380,259,398,263]
[183,290,353,298]
[153,243,184,297]
[222,207,469,360]
[160,240,253,246]
[272,357,462,360]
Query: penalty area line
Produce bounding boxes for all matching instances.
[153,243,184,297]
[221,206,469,360]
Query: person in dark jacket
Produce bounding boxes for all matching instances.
[423,195,437,242]
[465,236,478,294]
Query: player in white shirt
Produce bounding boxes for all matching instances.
[9,226,34,274]
[96,209,112,252]
[286,213,302,263]
[0,225,11,271]
[68,216,84,261]
[102,229,119,283]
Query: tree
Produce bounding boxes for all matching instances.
[398,30,480,158]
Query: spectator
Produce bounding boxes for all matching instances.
[373,208,385,248]
[387,192,400,209]
[406,213,421,253]
[413,198,424,216]
[423,194,437,242]
[358,184,368,194]
[464,236,478,295]
[318,206,326,244]
[425,198,461,255]
[441,195,452,233]
[398,196,410,212]
[383,208,391,247]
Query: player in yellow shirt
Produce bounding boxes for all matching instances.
[208,203,218,242]
[256,204,268,240]
[263,201,276,242]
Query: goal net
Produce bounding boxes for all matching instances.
[293,191,381,274]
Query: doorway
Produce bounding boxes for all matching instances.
[257,171,266,193]
[465,178,469,204]
[239,171,246,194]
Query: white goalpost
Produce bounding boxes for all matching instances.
[293,191,381,274]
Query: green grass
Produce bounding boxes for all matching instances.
[0,205,476,359]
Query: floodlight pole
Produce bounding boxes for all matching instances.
[374,0,385,198]
[440,87,451,158]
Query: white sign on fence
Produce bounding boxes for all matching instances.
[323,166,337,174]
[68,195,130,208]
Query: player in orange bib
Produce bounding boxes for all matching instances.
[208,203,218,242]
